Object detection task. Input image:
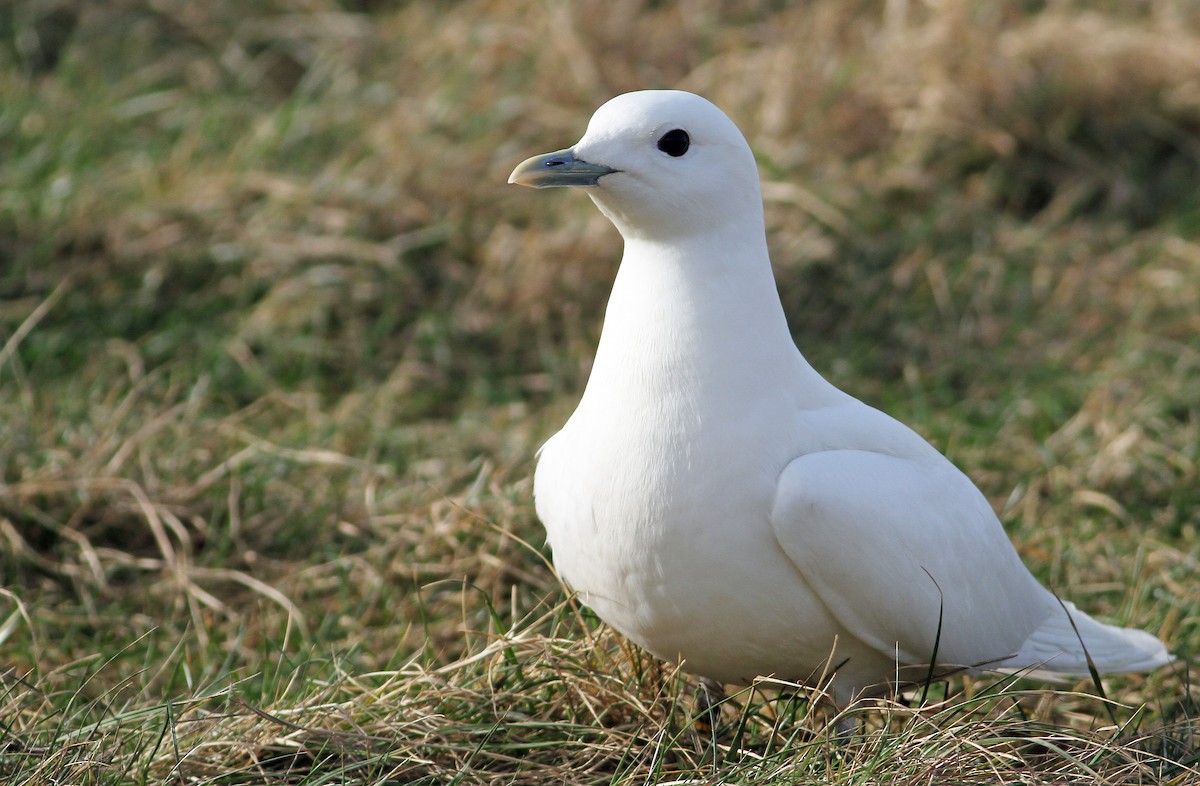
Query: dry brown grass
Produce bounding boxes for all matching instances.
[1,0,1198,783]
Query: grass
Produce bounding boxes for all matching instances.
[1,0,1198,783]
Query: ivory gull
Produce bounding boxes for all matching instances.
[509,90,1171,705]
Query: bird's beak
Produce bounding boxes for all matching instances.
[508,147,617,188]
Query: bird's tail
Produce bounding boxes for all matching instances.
[1003,600,1171,676]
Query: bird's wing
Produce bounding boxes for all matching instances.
[769,448,1052,672]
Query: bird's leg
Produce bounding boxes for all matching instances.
[825,685,861,745]
[693,677,726,768]
[833,713,857,744]
[694,677,726,734]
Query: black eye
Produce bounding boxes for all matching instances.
[657,129,690,157]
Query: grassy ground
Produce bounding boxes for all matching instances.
[1,1,1198,783]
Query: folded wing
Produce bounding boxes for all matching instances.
[770,449,1169,679]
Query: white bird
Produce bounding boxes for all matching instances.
[508,90,1171,706]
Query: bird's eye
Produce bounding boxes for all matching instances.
[657,129,690,157]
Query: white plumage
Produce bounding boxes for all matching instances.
[509,90,1171,704]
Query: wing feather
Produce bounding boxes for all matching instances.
[770,450,1051,672]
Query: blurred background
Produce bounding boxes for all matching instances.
[0,0,1197,780]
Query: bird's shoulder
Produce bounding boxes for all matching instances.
[792,393,946,465]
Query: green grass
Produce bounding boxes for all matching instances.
[1,1,1198,783]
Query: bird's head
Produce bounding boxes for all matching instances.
[509,90,763,242]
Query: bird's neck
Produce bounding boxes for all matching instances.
[579,226,826,410]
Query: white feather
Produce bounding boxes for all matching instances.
[519,90,1172,703]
